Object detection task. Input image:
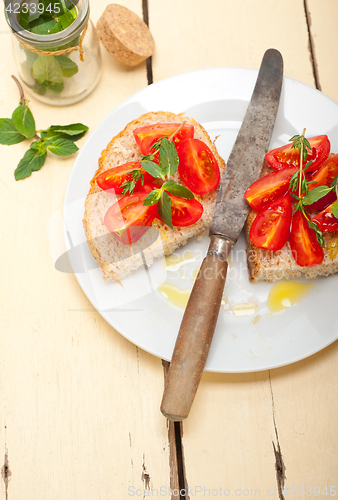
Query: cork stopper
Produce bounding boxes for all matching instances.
[96,4,155,66]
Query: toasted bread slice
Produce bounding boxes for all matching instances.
[245,163,338,282]
[83,111,225,282]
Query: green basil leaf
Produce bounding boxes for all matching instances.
[143,189,161,206]
[163,180,194,199]
[32,55,64,87]
[11,105,36,139]
[15,148,47,180]
[54,55,78,77]
[158,138,179,176]
[332,201,338,219]
[47,138,79,156]
[158,191,173,229]
[0,118,25,145]
[45,123,88,137]
[302,185,333,205]
[141,159,166,179]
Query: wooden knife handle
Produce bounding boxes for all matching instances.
[160,235,232,421]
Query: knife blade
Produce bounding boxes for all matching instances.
[160,48,283,421]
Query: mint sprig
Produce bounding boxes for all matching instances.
[287,130,338,247]
[141,137,195,229]
[2,76,88,180]
[16,0,79,97]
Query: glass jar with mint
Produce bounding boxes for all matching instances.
[5,0,102,105]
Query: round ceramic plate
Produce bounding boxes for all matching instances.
[63,67,338,373]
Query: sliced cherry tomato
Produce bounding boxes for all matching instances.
[249,196,292,251]
[177,138,220,195]
[305,153,338,210]
[104,192,157,245]
[244,167,298,212]
[289,210,324,267]
[133,123,194,156]
[311,202,338,232]
[265,135,330,172]
[160,193,203,227]
[96,161,152,194]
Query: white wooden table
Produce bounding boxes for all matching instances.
[1,1,337,498]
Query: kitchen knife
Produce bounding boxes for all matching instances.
[160,48,283,421]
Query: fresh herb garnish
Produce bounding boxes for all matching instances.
[141,137,194,228]
[121,169,145,195]
[116,125,195,229]
[0,76,88,180]
[288,129,337,248]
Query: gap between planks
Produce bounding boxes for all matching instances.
[303,0,321,90]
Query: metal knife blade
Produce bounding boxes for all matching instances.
[210,48,283,242]
[160,49,283,421]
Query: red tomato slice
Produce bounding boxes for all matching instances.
[96,161,152,194]
[133,123,194,156]
[104,192,157,245]
[289,210,324,267]
[177,138,220,195]
[265,135,330,172]
[305,153,338,210]
[244,167,298,212]
[159,193,203,227]
[249,196,292,251]
[311,201,338,232]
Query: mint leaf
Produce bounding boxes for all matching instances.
[332,201,338,219]
[32,55,64,89]
[45,123,88,137]
[163,180,194,199]
[15,148,47,180]
[302,185,333,205]
[55,55,78,77]
[47,138,79,156]
[30,16,61,35]
[158,191,173,229]
[141,159,166,179]
[12,105,36,139]
[30,139,47,153]
[58,10,75,29]
[0,118,25,145]
[144,189,162,206]
[158,138,179,176]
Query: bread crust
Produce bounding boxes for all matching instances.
[83,111,225,282]
[244,162,338,282]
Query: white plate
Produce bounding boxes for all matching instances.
[63,67,338,373]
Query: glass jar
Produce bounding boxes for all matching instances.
[5,0,102,105]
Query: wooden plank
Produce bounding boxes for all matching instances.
[149,0,315,86]
[0,1,171,498]
[148,0,338,496]
[307,0,338,100]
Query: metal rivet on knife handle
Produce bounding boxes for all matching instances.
[161,49,283,421]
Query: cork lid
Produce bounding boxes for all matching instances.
[96,4,155,66]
